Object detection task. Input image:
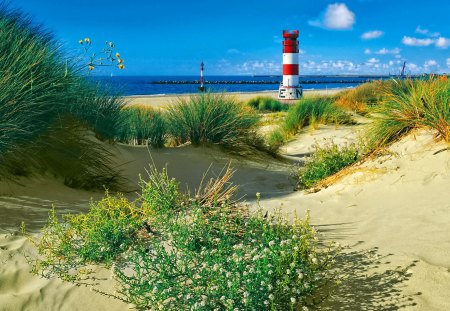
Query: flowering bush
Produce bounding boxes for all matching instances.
[25,166,339,310]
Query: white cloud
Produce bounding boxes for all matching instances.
[415,26,440,37]
[402,36,434,46]
[395,54,402,59]
[361,30,384,40]
[375,48,401,55]
[367,58,380,65]
[309,3,355,30]
[435,37,450,49]
[424,60,438,67]
[364,48,371,54]
[447,58,450,68]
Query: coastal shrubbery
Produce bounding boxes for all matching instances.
[297,142,361,190]
[24,167,339,310]
[0,5,124,189]
[367,77,450,147]
[247,96,288,112]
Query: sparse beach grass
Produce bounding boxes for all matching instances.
[24,166,339,310]
[267,96,354,149]
[335,81,387,114]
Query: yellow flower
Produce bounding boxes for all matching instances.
[88,65,94,71]
[118,64,125,70]
[118,58,124,63]
[109,41,114,48]
[78,39,83,44]
[115,52,120,58]
[84,38,90,44]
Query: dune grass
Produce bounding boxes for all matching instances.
[116,106,166,147]
[367,77,450,148]
[166,93,264,151]
[0,5,125,189]
[24,166,339,309]
[334,81,388,114]
[247,96,289,112]
[267,97,354,149]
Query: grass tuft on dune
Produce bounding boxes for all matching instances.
[367,77,450,148]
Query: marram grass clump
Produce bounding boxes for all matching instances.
[247,96,289,112]
[367,77,450,148]
[267,97,354,150]
[166,93,265,151]
[116,106,166,147]
[0,4,125,189]
[24,166,340,310]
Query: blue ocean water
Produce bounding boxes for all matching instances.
[89,75,391,96]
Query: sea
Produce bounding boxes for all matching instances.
[89,75,393,96]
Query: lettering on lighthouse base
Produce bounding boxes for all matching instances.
[278,86,303,100]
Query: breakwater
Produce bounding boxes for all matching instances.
[148,79,376,85]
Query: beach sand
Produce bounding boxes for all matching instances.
[125,88,345,108]
[1,92,449,310]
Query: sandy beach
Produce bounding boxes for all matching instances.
[125,88,346,108]
[1,90,449,310]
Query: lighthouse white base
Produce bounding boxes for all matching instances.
[278,86,303,100]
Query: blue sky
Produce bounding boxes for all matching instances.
[12,0,450,75]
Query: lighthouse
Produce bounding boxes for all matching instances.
[198,61,205,92]
[278,30,302,100]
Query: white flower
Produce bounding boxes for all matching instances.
[269,241,275,247]
[312,257,318,264]
[286,269,291,275]
[298,272,304,279]
[220,296,225,301]
[291,297,296,304]
[268,284,273,291]
[269,294,274,300]
[264,300,269,305]
[290,262,295,268]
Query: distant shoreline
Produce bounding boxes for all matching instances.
[125,88,347,107]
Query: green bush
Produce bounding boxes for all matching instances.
[0,5,125,189]
[166,93,261,150]
[247,96,288,112]
[298,142,360,189]
[25,167,339,310]
[367,77,450,148]
[117,106,166,147]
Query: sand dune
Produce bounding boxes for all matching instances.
[1,103,449,310]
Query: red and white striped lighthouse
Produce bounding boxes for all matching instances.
[278,30,302,100]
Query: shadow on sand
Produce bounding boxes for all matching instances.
[308,223,420,310]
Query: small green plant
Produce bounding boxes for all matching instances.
[79,37,125,72]
[166,92,262,150]
[298,142,360,189]
[367,77,450,148]
[117,106,167,147]
[247,96,289,112]
[25,166,339,310]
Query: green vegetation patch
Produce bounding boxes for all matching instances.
[298,142,360,189]
[24,166,339,310]
[247,96,289,112]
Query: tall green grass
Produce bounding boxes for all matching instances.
[0,5,125,189]
[367,77,450,148]
[166,93,262,150]
[268,97,354,149]
[247,96,288,112]
[116,106,166,147]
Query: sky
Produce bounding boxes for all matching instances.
[10,0,450,76]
